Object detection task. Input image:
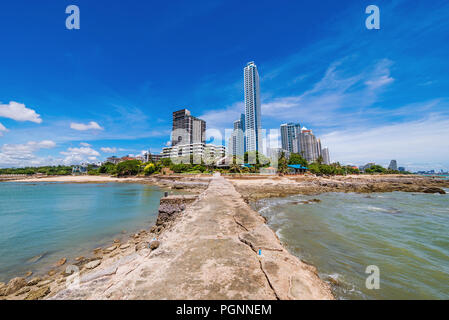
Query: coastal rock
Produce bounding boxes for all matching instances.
[114,239,120,244]
[93,247,103,254]
[149,240,160,250]
[120,243,131,250]
[15,286,31,296]
[48,270,56,276]
[75,256,85,262]
[54,258,67,267]
[25,286,50,300]
[104,245,117,254]
[85,260,101,270]
[422,187,446,194]
[27,277,41,286]
[37,279,53,287]
[24,271,33,278]
[5,277,27,295]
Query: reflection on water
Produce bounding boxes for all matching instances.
[253,191,449,300]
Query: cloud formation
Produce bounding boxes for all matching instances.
[0,123,8,136]
[70,121,104,131]
[0,140,56,167]
[60,147,101,165]
[100,147,117,153]
[0,101,42,123]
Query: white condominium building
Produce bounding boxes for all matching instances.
[244,61,262,153]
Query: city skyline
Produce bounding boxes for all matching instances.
[1,1,449,171]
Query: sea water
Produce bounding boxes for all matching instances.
[253,190,449,300]
[0,182,166,282]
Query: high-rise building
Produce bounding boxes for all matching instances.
[280,123,301,153]
[244,62,262,153]
[171,109,206,147]
[299,127,320,162]
[388,160,398,171]
[228,114,245,157]
[322,147,331,165]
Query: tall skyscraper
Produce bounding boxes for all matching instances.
[244,61,262,153]
[228,114,245,157]
[388,160,398,171]
[322,147,331,165]
[171,109,206,147]
[299,127,320,162]
[280,123,301,153]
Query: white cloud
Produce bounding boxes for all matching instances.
[322,114,449,171]
[60,147,101,165]
[100,147,117,153]
[80,142,91,147]
[70,121,104,131]
[0,101,42,123]
[200,102,244,131]
[0,123,8,136]
[0,140,56,167]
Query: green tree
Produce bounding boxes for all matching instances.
[143,163,156,175]
[116,160,141,176]
[288,153,308,167]
[278,152,288,174]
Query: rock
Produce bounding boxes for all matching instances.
[133,233,140,239]
[85,260,101,270]
[423,187,446,194]
[120,243,130,250]
[75,256,84,262]
[27,277,41,286]
[113,239,120,244]
[24,271,33,278]
[37,279,53,287]
[54,258,67,267]
[5,277,27,295]
[150,225,157,233]
[104,245,117,253]
[310,199,321,203]
[25,286,50,300]
[48,270,57,276]
[149,240,160,250]
[93,247,103,254]
[15,286,31,296]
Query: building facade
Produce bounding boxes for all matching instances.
[299,127,320,162]
[322,147,331,165]
[171,109,206,147]
[388,160,398,171]
[280,123,301,153]
[228,114,245,158]
[162,143,226,165]
[244,62,262,153]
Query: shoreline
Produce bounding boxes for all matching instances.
[2,174,448,299]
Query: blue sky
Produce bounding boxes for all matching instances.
[0,0,448,171]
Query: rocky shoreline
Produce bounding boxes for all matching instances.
[229,174,449,201]
[1,173,446,300]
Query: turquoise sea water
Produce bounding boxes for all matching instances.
[253,190,449,300]
[0,182,166,282]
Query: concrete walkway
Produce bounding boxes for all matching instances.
[51,174,333,300]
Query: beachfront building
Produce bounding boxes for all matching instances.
[388,160,398,171]
[281,123,301,153]
[228,114,246,158]
[299,127,320,163]
[143,151,163,163]
[171,109,206,147]
[322,147,331,165]
[162,143,226,165]
[244,62,262,153]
